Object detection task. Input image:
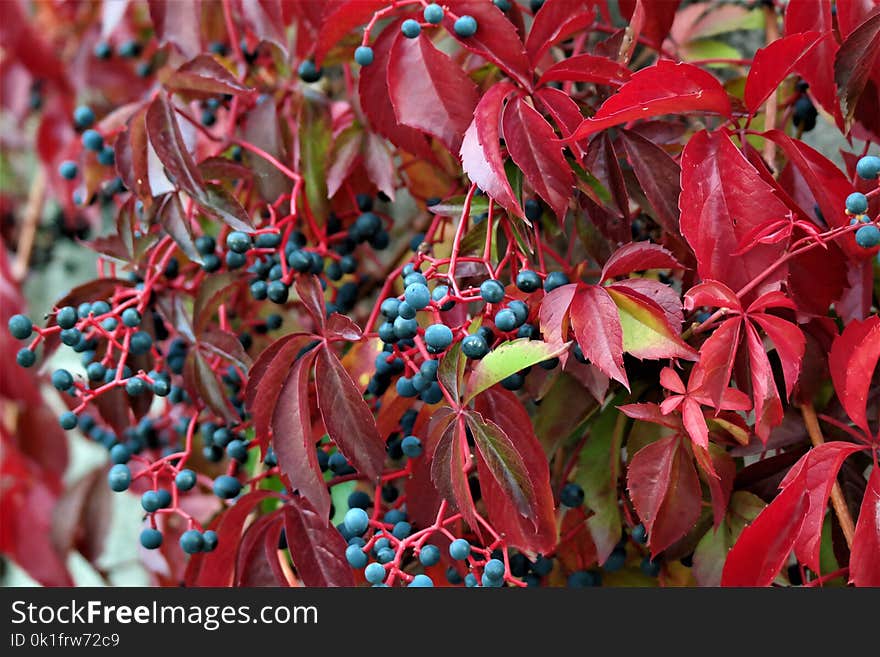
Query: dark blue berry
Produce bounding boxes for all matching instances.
[52,369,74,391]
[56,306,77,330]
[454,15,478,37]
[59,411,78,430]
[17,349,36,367]
[449,538,470,560]
[846,192,869,214]
[462,334,489,359]
[298,60,322,83]
[424,3,444,23]
[180,530,205,554]
[108,464,131,492]
[140,528,163,549]
[8,314,32,340]
[480,279,505,303]
[544,271,570,292]
[560,482,585,507]
[202,530,218,552]
[81,129,104,152]
[213,475,241,499]
[420,544,441,567]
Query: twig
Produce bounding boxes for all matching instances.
[801,402,855,548]
[761,4,780,171]
[14,168,46,280]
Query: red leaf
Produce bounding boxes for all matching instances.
[619,402,683,430]
[145,94,204,199]
[610,278,684,333]
[272,349,330,522]
[283,498,356,587]
[696,446,736,528]
[606,286,698,361]
[157,194,201,264]
[294,275,327,332]
[750,314,805,399]
[784,0,842,127]
[850,464,880,586]
[618,0,681,48]
[236,514,287,586]
[584,132,629,220]
[533,86,585,138]
[245,333,314,450]
[837,0,880,39]
[618,129,682,238]
[362,132,395,200]
[358,21,435,160]
[679,130,790,296]
[744,32,823,114]
[835,12,880,128]
[441,1,533,90]
[627,435,703,557]
[430,412,479,532]
[184,350,237,424]
[829,315,880,434]
[721,471,808,586]
[326,313,362,341]
[166,55,252,97]
[538,53,631,87]
[526,0,596,65]
[781,442,865,573]
[193,490,276,586]
[473,389,557,555]
[600,242,683,281]
[570,284,628,387]
[691,318,742,409]
[314,348,385,481]
[314,1,386,65]
[387,32,480,155]
[149,0,202,58]
[461,82,522,215]
[502,95,573,220]
[237,0,287,52]
[569,60,731,141]
[539,282,577,346]
[684,279,742,312]
[745,322,784,443]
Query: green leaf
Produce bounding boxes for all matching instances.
[692,491,764,586]
[575,399,626,562]
[682,39,742,65]
[466,411,535,520]
[438,341,465,403]
[465,339,570,403]
[427,195,490,217]
[607,287,697,361]
[299,98,331,221]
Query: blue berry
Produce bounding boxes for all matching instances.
[856,155,880,180]
[67,105,95,131]
[454,15,478,37]
[226,439,249,462]
[516,269,541,292]
[402,19,422,38]
[393,316,419,340]
[420,382,443,404]
[355,45,374,65]
[298,60,322,83]
[603,547,627,572]
[632,523,648,544]
[431,285,454,310]
[364,562,386,584]
[396,376,418,397]
[226,230,252,253]
[52,369,74,391]
[424,323,453,351]
[484,558,505,580]
[97,146,115,166]
[401,435,422,458]
[267,280,289,304]
[347,491,372,510]
[524,198,543,222]
[16,349,35,367]
[59,411,78,430]
[846,192,869,214]
[125,377,146,396]
[480,279,505,303]
[202,530,218,552]
[81,129,104,152]
[424,3,444,23]
[344,507,370,536]
[8,314,32,340]
[129,331,152,355]
[120,308,141,327]
[544,271,570,292]
[140,528,163,549]
[110,443,131,464]
[254,231,281,248]
[56,306,77,330]
[449,538,471,560]
[118,40,141,58]
[560,482,585,507]
[397,301,416,320]
[108,464,131,492]
[462,334,489,359]
[392,521,412,540]
[404,283,431,310]
[508,300,529,325]
[567,570,599,587]
[141,490,162,513]
[408,574,434,587]
[494,0,512,11]
[464,573,478,587]
[93,41,112,59]
[419,544,441,567]
[213,474,241,499]
[180,529,205,554]
[173,470,195,492]
[855,224,880,248]
[376,547,396,563]
[58,161,78,180]
[640,556,661,577]
[346,545,368,568]
[494,309,518,332]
